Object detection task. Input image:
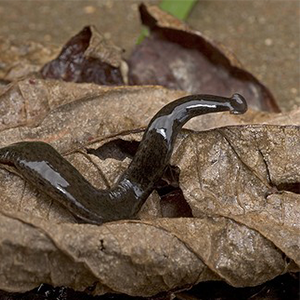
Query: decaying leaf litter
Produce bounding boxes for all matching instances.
[0,3,299,298]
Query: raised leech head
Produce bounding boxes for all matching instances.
[228,93,248,115]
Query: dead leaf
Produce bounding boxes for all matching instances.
[1,78,298,153]
[0,125,298,296]
[172,126,300,268]
[40,26,125,85]
[128,4,280,112]
[0,79,187,151]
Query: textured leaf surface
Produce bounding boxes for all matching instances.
[0,120,299,295]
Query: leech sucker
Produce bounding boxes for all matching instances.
[0,94,247,224]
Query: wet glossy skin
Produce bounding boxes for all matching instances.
[0,94,247,224]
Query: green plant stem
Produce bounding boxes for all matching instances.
[137,0,198,44]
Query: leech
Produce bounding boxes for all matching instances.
[0,94,247,224]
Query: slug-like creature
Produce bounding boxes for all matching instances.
[0,94,247,224]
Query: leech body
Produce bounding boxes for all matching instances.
[0,94,247,224]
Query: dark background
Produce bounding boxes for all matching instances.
[0,0,299,110]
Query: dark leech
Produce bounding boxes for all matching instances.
[89,141,191,218]
[0,94,247,224]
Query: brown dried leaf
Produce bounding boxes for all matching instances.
[0,79,186,151]
[40,26,124,85]
[128,4,280,112]
[0,124,299,296]
[0,78,298,152]
[172,126,300,267]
